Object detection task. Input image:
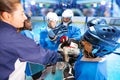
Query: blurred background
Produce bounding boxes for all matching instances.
[21,0,120,17]
[20,0,120,35]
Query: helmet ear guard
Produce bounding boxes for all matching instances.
[81,18,120,57]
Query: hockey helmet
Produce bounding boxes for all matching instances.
[46,12,58,22]
[81,19,120,57]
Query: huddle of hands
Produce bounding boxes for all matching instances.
[47,24,80,64]
[57,36,80,64]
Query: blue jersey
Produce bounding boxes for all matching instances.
[40,23,81,51]
[74,53,120,80]
[20,30,33,39]
[40,29,59,51]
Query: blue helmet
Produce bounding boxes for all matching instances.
[87,18,107,27]
[82,19,120,57]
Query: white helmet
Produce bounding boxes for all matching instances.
[46,12,58,22]
[62,9,74,18]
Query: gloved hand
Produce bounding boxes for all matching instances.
[58,36,80,62]
[48,24,68,41]
[60,36,68,43]
[60,36,73,50]
[48,29,57,41]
